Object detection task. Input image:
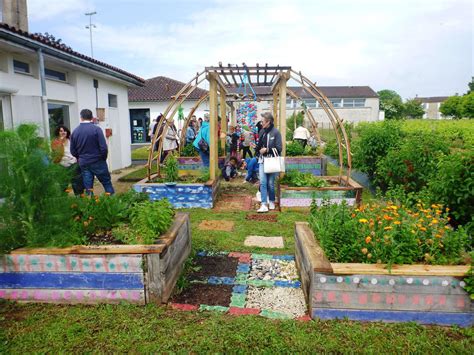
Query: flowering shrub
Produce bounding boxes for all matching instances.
[309,201,469,266]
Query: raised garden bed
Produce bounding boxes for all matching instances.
[280,176,363,210]
[133,176,220,209]
[0,213,191,305]
[285,156,327,176]
[294,222,473,327]
[178,156,226,176]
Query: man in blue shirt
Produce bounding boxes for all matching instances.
[70,109,114,195]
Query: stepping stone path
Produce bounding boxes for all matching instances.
[244,236,284,248]
[170,251,308,320]
[198,220,235,232]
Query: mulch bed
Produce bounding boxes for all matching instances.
[171,284,233,306]
[198,220,235,231]
[188,256,239,279]
[86,231,125,245]
[245,214,278,222]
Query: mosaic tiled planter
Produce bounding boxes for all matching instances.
[177,156,226,176]
[0,213,191,305]
[279,176,363,210]
[133,177,220,209]
[294,222,473,327]
[285,156,327,176]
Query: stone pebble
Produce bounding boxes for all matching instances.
[245,286,307,318]
[248,259,299,282]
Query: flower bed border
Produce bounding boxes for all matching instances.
[177,156,226,176]
[0,213,191,305]
[279,176,363,211]
[285,156,327,176]
[134,176,220,209]
[294,222,472,327]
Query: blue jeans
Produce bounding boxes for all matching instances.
[259,163,277,203]
[198,149,210,168]
[81,160,114,195]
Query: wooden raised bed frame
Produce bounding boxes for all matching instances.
[0,213,191,305]
[294,222,473,327]
[280,176,363,211]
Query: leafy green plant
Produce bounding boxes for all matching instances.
[286,140,305,156]
[463,254,474,300]
[181,143,198,157]
[280,171,329,187]
[0,125,82,252]
[309,201,469,266]
[113,199,174,244]
[194,168,210,183]
[164,153,178,182]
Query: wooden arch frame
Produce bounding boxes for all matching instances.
[147,64,352,184]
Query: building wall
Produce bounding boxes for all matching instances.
[425,102,441,119]
[0,47,132,170]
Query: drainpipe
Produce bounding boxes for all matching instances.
[37,48,50,140]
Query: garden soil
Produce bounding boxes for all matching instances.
[171,284,233,306]
[189,256,238,279]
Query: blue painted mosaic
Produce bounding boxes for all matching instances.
[133,183,214,209]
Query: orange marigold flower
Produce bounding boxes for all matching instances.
[445,207,450,212]
[384,226,393,231]
[365,236,372,244]
[435,234,442,238]
[359,218,368,223]
[420,227,427,232]
[351,213,356,218]
[393,221,401,225]
[361,248,368,255]
[431,204,438,209]
[431,219,438,224]
[383,215,393,221]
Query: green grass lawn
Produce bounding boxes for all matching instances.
[118,165,158,182]
[131,146,151,160]
[1,302,472,353]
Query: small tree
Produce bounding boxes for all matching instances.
[403,99,425,119]
[440,96,463,119]
[460,92,474,119]
[377,89,404,119]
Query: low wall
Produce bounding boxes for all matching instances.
[285,156,327,176]
[294,222,473,327]
[133,178,219,209]
[178,156,225,176]
[0,213,191,305]
[280,176,362,210]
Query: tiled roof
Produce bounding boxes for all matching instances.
[128,76,208,101]
[0,23,144,85]
[416,96,450,103]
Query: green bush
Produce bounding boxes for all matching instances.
[286,140,305,156]
[309,201,469,265]
[280,171,328,187]
[352,121,403,179]
[181,143,198,157]
[0,125,82,252]
[375,132,450,192]
[164,153,178,182]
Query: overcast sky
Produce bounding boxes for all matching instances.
[27,0,473,99]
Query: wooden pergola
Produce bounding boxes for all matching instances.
[148,63,352,184]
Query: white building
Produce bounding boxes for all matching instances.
[416,96,449,119]
[0,14,144,170]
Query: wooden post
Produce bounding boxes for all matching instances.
[279,75,288,156]
[208,74,218,180]
[230,103,236,126]
[220,91,227,156]
[273,90,279,129]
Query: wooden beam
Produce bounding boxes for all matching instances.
[220,91,227,155]
[279,75,287,156]
[208,74,218,180]
[272,90,279,128]
[230,102,236,126]
[331,263,470,277]
[295,222,333,273]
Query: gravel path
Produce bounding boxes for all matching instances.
[246,286,307,318]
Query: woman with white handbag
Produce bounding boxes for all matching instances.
[255,112,283,213]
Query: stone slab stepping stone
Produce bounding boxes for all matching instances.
[244,235,284,248]
[198,220,235,231]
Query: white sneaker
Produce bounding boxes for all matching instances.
[269,202,275,210]
[256,191,261,202]
[257,204,269,213]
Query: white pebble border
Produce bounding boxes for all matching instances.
[245,286,307,318]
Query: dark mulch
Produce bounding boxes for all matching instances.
[86,230,125,245]
[171,284,233,306]
[189,256,239,279]
[245,213,278,222]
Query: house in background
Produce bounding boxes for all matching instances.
[0,0,144,170]
[128,76,208,144]
[416,96,449,119]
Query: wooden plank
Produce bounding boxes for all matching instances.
[0,272,144,289]
[0,254,143,273]
[145,254,162,304]
[312,309,473,327]
[0,288,145,305]
[220,91,227,155]
[11,244,165,255]
[208,73,218,180]
[295,222,332,273]
[157,213,188,252]
[331,263,470,277]
[279,76,287,157]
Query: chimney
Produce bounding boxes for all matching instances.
[1,0,28,32]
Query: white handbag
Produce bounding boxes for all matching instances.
[264,148,285,173]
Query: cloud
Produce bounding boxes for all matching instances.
[27,0,94,21]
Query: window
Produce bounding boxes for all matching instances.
[48,103,70,134]
[343,98,366,107]
[303,98,317,108]
[286,99,294,109]
[108,94,118,108]
[45,68,67,82]
[330,98,342,108]
[13,59,30,74]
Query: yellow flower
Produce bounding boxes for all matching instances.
[389,205,398,210]
[367,253,372,259]
[384,226,393,231]
[394,221,401,225]
[359,218,368,223]
[411,230,416,234]
[444,226,450,230]
[445,207,450,212]
[361,248,368,255]
[431,219,439,224]
[420,227,427,232]
[431,204,438,209]
[365,236,372,244]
